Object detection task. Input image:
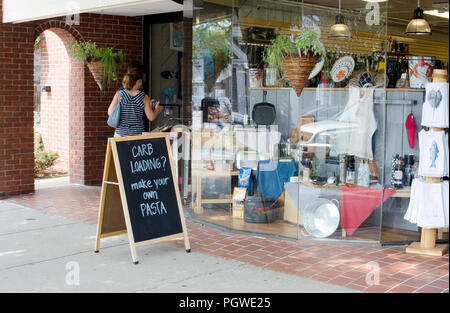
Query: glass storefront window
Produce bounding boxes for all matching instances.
[185,0,447,244]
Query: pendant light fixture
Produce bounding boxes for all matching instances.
[329,0,352,38]
[405,0,432,35]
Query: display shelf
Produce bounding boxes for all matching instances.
[302,88,425,92]
[192,169,256,177]
[386,51,411,57]
[405,70,449,257]
[391,188,411,198]
[406,240,449,256]
[249,87,425,92]
[287,181,410,197]
[248,87,293,90]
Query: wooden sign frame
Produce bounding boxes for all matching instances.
[94,133,190,264]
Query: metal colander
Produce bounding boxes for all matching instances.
[303,198,340,238]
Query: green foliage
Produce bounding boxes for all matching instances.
[99,47,124,88]
[69,40,124,89]
[262,35,296,77]
[34,133,58,175]
[69,40,98,62]
[193,19,232,91]
[295,28,324,57]
[263,28,328,76]
[193,19,232,66]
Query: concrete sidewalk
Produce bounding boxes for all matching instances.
[0,201,357,293]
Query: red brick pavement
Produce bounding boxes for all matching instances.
[6,185,449,294]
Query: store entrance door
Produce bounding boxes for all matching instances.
[144,12,186,132]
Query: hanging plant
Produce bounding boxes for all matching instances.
[263,28,328,96]
[69,40,124,90]
[193,19,232,93]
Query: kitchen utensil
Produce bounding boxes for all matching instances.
[249,68,263,88]
[265,68,277,86]
[303,198,340,238]
[244,196,280,224]
[252,103,276,125]
[252,90,276,126]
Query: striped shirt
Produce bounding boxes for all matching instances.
[115,87,146,137]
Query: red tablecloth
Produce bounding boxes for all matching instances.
[340,186,396,236]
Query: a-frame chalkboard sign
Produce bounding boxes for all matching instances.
[94,133,190,264]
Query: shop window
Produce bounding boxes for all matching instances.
[186,0,448,244]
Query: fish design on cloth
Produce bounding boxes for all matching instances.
[418,130,448,177]
[421,82,449,128]
[427,89,443,109]
[340,186,396,236]
[429,140,439,168]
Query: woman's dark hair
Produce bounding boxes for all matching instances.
[122,67,146,90]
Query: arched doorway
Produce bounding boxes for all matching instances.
[34,27,84,183]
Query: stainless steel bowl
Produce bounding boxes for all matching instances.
[303,198,340,238]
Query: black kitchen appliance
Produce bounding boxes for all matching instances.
[251,91,276,126]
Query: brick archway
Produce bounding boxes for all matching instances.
[1,6,143,198]
[36,27,84,183]
[34,20,84,43]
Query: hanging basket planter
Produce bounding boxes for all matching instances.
[263,29,328,98]
[87,61,105,91]
[282,55,318,97]
[69,40,124,91]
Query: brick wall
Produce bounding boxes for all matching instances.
[0,0,143,197]
[74,14,143,185]
[39,28,80,172]
[0,0,35,198]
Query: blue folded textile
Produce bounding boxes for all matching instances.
[256,159,297,200]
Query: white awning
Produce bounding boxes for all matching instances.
[2,0,184,23]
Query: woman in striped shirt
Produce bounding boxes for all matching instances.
[107,67,163,137]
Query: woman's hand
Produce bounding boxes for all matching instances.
[154,103,163,114]
[144,96,163,121]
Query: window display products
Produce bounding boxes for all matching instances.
[406,69,449,257]
[188,0,449,246]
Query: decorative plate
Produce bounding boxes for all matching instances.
[330,56,355,83]
[308,57,325,80]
